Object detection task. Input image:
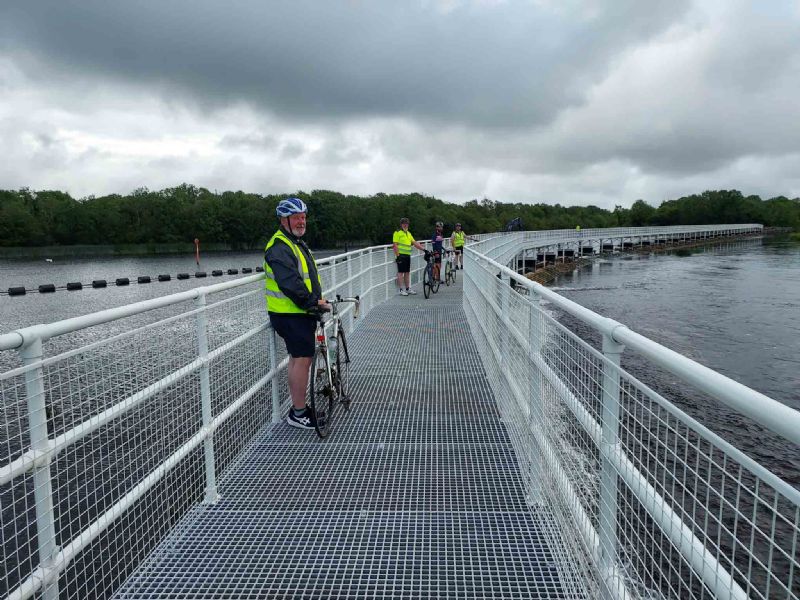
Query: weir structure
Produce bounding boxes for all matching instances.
[1,224,798,599]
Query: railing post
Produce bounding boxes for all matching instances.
[194,293,219,504]
[331,257,338,297]
[347,252,353,298]
[20,337,60,600]
[527,291,543,505]
[268,326,281,423]
[599,332,624,597]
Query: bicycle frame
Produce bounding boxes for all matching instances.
[311,295,359,427]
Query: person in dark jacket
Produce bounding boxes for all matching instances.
[264,197,330,430]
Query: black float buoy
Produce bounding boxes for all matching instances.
[195,272,207,278]
[227,268,238,275]
[255,266,264,272]
[116,278,130,286]
[242,267,252,274]
[92,280,107,288]
[177,273,190,280]
[8,287,26,296]
[39,284,56,293]
[212,270,223,277]
[158,274,171,282]
[66,282,83,291]
[137,276,151,284]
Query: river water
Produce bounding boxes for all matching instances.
[547,236,800,487]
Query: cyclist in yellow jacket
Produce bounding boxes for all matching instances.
[264,197,330,430]
[392,217,427,296]
[450,222,475,270]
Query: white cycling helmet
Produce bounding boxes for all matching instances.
[276,197,308,218]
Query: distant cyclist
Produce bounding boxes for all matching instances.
[264,197,330,430]
[431,221,445,281]
[392,217,427,296]
[450,222,475,270]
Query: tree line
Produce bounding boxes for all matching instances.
[0,185,797,249]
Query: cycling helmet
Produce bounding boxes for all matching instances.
[276,197,308,218]
[435,221,443,228]
[400,217,409,224]
[455,222,461,227]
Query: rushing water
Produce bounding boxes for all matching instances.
[548,236,800,486]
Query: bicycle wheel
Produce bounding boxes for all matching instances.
[308,346,334,438]
[444,260,452,286]
[452,262,458,283]
[423,265,431,299]
[336,328,351,410]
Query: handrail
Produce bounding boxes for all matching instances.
[463,223,797,600]
[468,244,800,447]
[0,245,394,351]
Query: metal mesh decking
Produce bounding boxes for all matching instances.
[114,281,583,599]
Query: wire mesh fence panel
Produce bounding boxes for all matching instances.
[465,239,799,600]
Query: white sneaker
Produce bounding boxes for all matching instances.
[400,289,409,296]
[407,289,417,295]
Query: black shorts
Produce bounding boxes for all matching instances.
[453,247,463,255]
[396,254,411,273]
[269,313,317,358]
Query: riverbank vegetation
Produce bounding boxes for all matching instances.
[1,186,797,250]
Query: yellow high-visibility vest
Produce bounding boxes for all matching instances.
[263,230,321,314]
[453,231,465,248]
[393,230,415,255]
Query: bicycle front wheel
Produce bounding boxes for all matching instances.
[336,329,351,410]
[308,346,333,438]
[423,267,431,299]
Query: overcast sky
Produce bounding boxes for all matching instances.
[1,0,799,209]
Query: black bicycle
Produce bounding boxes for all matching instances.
[423,251,441,299]
[308,295,360,438]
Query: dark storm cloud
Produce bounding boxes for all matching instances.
[0,0,690,127]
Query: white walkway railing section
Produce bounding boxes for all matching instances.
[0,246,408,600]
[465,224,800,600]
[0,224,797,600]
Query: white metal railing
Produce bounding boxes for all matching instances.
[0,244,423,600]
[2,224,794,600]
[463,224,799,600]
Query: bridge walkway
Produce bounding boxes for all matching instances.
[115,278,577,599]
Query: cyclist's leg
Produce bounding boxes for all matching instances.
[289,357,312,409]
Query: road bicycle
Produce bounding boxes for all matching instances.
[308,295,360,438]
[444,250,456,286]
[422,251,441,299]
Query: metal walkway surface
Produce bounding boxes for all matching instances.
[115,279,577,599]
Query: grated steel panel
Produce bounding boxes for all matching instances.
[115,281,584,598]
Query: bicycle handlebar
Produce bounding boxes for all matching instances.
[334,294,360,319]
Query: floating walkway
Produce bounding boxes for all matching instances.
[115,280,580,598]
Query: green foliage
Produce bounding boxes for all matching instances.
[0,186,797,249]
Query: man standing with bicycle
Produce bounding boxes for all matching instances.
[393,217,428,296]
[264,197,330,430]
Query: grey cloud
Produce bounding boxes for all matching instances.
[0,1,690,128]
[219,133,279,150]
